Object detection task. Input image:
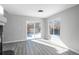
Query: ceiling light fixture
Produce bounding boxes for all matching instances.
[38,10,43,12]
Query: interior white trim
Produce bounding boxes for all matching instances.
[3,39,27,44]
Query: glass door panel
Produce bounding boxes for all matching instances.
[27,23,34,40]
[48,20,60,40]
[34,23,41,39]
[54,22,60,35]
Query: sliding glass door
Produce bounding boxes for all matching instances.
[48,19,60,40]
[48,19,68,48]
[27,23,41,40]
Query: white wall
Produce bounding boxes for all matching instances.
[47,5,79,53]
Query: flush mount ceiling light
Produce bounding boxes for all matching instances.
[38,10,43,12]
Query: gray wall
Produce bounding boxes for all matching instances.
[41,18,49,40]
[3,11,44,43]
[47,5,79,53]
[3,11,26,43]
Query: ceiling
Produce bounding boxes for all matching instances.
[2,4,77,18]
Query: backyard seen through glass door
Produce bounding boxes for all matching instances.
[49,20,60,40]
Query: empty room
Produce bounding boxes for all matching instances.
[0,4,79,55]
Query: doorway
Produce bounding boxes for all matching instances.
[48,19,60,40]
[48,19,68,48]
[27,22,41,40]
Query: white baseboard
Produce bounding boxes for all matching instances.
[3,39,26,44]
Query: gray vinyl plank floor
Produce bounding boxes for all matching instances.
[3,39,79,55]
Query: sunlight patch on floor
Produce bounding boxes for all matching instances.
[31,39,69,54]
[50,35,68,48]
